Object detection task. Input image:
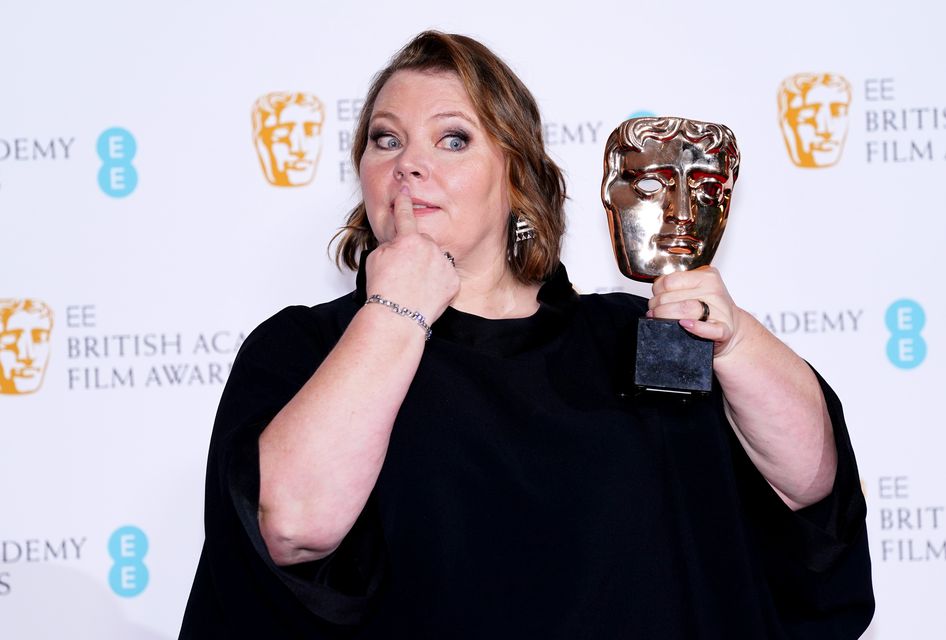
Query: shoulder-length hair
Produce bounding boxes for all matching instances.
[333,31,566,284]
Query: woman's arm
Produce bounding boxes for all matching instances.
[649,267,837,511]
[258,191,458,566]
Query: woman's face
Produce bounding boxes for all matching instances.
[360,70,509,267]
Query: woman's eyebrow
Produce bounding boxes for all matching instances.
[368,110,400,124]
[369,110,477,126]
[430,110,476,125]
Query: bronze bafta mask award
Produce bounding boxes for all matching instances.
[601,116,740,395]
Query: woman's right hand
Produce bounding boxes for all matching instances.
[365,186,460,325]
[260,185,449,565]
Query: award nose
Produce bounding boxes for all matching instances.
[289,125,307,156]
[666,184,694,225]
[16,333,34,363]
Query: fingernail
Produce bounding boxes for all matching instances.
[399,185,410,195]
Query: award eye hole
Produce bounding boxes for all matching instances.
[830,102,848,118]
[268,126,293,143]
[695,182,723,205]
[795,106,818,125]
[634,177,665,196]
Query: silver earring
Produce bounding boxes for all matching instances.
[514,215,535,243]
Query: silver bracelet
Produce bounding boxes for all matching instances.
[365,294,432,341]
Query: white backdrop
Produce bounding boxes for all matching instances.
[1,1,943,637]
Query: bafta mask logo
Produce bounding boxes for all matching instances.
[778,73,852,168]
[602,117,739,281]
[252,92,325,187]
[0,299,54,395]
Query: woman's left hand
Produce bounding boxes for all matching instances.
[650,265,838,510]
[647,265,744,359]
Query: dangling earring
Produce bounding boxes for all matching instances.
[514,215,535,243]
[511,213,535,261]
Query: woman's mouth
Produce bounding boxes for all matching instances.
[391,198,441,214]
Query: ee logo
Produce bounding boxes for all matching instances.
[886,299,926,369]
[97,127,138,197]
[108,525,149,597]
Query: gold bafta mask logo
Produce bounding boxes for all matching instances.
[778,73,852,168]
[0,299,53,395]
[252,92,325,187]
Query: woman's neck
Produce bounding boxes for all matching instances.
[451,255,541,319]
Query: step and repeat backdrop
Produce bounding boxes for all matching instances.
[2,1,942,638]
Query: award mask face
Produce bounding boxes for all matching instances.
[0,299,53,395]
[601,117,739,282]
[252,92,325,187]
[778,73,851,168]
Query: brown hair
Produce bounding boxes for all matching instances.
[333,31,566,283]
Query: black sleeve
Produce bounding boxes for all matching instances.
[181,304,384,638]
[729,367,875,638]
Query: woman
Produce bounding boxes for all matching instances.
[180,31,873,638]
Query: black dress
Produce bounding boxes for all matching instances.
[180,263,874,639]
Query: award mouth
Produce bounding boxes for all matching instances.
[810,141,840,153]
[13,366,41,379]
[285,160,314,171]
[656,234,702,255]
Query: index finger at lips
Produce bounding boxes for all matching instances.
[392,187,417,236]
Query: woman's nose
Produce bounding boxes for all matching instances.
[393,144,429,181]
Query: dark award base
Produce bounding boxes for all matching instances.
[634,318,713,397]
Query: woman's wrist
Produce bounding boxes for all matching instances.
[364,294,432,340]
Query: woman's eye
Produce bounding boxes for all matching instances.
[377,135,400,149]
[439,132,469,151]
[369,131,401,150]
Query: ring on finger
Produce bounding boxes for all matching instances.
[697,300,710,322]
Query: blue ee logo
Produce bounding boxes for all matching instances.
[97,127,138,197]
[108,525,149,597]
[885,299,926,369]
